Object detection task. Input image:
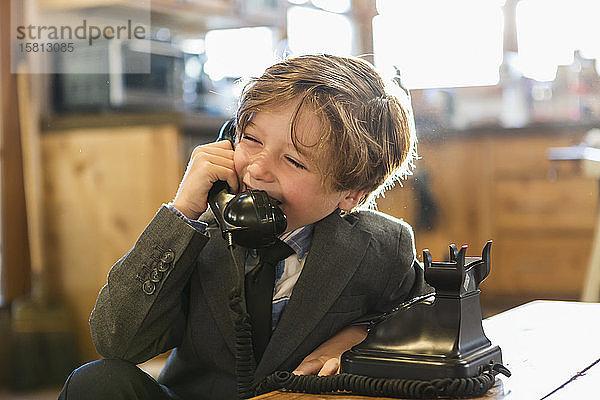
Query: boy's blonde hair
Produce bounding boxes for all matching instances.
[236,54,417,208]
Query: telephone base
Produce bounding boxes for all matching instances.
[341,242,504,381]
[341,344,502,380]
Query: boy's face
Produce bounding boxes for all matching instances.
[234,101,360,233]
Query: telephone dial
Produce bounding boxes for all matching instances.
[208,121,511,398]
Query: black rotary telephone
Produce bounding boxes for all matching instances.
[207,119,287,249]
[341,241,507,380]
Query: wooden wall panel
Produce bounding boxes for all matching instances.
[379,138,493,261]
[489,136,577,179]
[486,236,592,295]
[493,178,597,233]
[42,125,182,362]
[378,130,596,298]
[1,0,32,306]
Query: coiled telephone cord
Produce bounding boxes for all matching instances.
[256,364,510,399]
[229,288,257,399]
[227,247,511,399]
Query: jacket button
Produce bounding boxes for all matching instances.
[150,268,163,283]
[142,280,156,295]
[161,250,175,264]
[157,261,171,273]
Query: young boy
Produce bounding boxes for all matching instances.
[59,54,426,400]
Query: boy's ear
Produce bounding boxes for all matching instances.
[338,190,368,211]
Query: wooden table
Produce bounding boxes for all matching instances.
[251,301,600,400]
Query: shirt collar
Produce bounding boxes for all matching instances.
[278,224,314,260]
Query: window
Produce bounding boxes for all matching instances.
[204,27,275,80]
[286,5,353,57]
[373,0,504,89]
[517,0,600,81]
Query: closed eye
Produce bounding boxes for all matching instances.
[286,156,306,170]
[241,134,262,145]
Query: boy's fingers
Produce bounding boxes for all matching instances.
[202,139,234,154]
[317,358,339,376]
[213,139,235,149]
[187,151,238,193]
[208,164,239,194]
[190,152,235,172]
[190,145,234,161]
[292,359,323,376]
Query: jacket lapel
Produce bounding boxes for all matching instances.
[198,227,248,354]
[255,211,372,378]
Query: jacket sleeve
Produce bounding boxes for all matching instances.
[89,205,210,364]
[373,218,433,315]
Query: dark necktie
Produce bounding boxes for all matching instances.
[245,239,294,363]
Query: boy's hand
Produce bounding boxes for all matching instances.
[293,325,368,376]
[172,140,239,220]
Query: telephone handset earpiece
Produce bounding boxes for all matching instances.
[207,119,287,249]
[215,117,237,145]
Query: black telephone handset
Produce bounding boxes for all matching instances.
[207,119,287,249]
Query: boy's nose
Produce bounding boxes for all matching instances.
[246,154,275,183]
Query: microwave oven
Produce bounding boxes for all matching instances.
[51,40,185,112]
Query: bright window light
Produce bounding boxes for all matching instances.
[373,0,504,89]
[287,6,353,56]
[311,0,351,14]
[517,0,600,81]
[204,27,274,80]
[180,38,205,55]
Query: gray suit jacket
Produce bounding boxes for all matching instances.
[90,205,426,400]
